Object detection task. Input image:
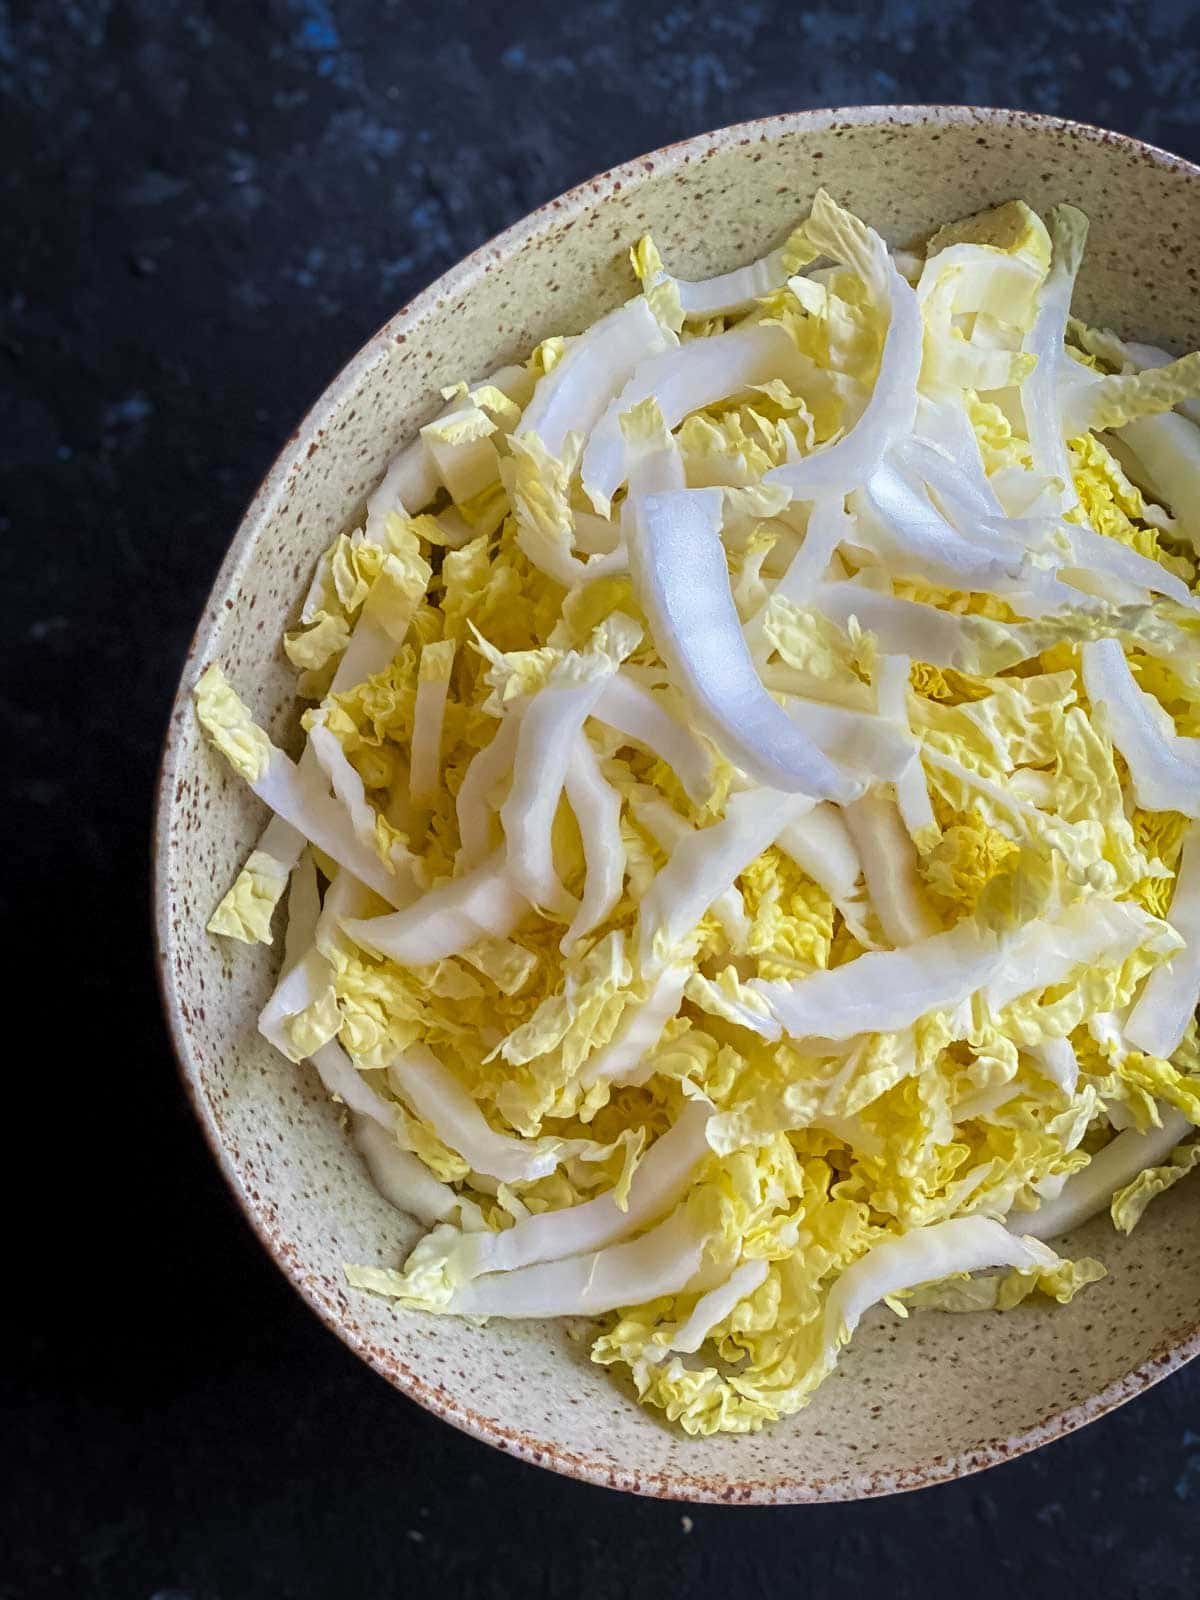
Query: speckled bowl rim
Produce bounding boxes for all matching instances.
[154,104,1200,1504]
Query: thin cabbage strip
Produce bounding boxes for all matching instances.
[453,1097,712,1278]
[639,787,816,973]
[1126,821,1200,1058]
[409,640,455,805]
[1029,1035,1080,1097]
[579,966,691,1090]
[354,1115,486,1229]
[389,1043,561,1184]
[627,490,861,799]
[637,226,811,320]
[985,899,1179,1012]
[1021,1109,1195,1240]
[630,788,749,951]
[775,803,874,945]
[667,1260,773,1355]
[194,666,415,908]
[744,498,850,662]
[856,461,1028,593]
[1021,205,1088,513]
[766,196,923,500]
[842,792,939,946]
[502,674,612,915]
[455,714,522,868]
[781,695,916,782]
[752,919,1001,1040]
[583,323,815,513]
[341,852,528,963]
[560,734,625,953]
[593,673,713,806]
[520,297,673,458]
[449,1202,709,1317]
[1081,638,1200,816]
[875,653,936,838]
[826,1218,1058,1346]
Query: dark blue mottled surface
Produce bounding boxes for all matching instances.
[6,2,1200,1596]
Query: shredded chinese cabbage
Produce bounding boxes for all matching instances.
[196,192,1199,1437]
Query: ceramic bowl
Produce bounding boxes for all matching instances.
[155,105,1200,1503]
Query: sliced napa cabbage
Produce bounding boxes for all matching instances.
[340,852,529,964]
[353,1113,486,1229]
[854,461,1029,594]
[874,653,936,839]
[409,639,455,805]
[194,665,415,908]
[779,694,916,783]
[620,395,687,497]
[1126,821,1200,1058]
[1028,1035,1081,1098]
[810,583,1044,673]
[420,404,500,504]
[257,866,362,1065]
[582,323,817,514]
[305,708,416,876]
[1081,637,1200,815]
[578,966,690,1089]
[1029,514,1199,609]
[503,431,590,587]
[918,261,1038,396]
[455,714,522,868]
[752,918,1002,1041]
[842,792,939,946]
[827,1217,1059,1347]
[364,444,434,534]
[593,673,714,806]
[1110,1138,1200,1234]
[1021,204,1089,514]
[1070,323,1200,548]
[368,364,531,527]
[654,1217,1066,1426]
[507,618,640,909]
[765,191,923,500]
[631,224,814,322]
[628,787,749,951]
[389,1043,563,1185]
[440,1202,710,1318]
[206,190,1200,1438]
[626,489,861,799]
[638,787,816,974]
[918,237,1045,327]
[774,802,874,945]
[310,1037,396,1124]
[651,1258,772,1357]
[743,497,851,662]
[1019,1107,1196,1239]
[984,899,1179,1012]
[1114,414,1200,553]
[207,847,291,944]
[412,1096,712,1292]
[909,401,1006,513]
[1067,350,1200,435]
[519,296,674,459]
[560,734,625,953]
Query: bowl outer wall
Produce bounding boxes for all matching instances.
[155,105,1200,1504]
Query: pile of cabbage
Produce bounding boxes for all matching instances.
[196,193,1200,1435]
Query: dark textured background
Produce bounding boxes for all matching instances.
[7,1,1200,1596]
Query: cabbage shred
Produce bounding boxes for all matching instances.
[195,194,1200,1436]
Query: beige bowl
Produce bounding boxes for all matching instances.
[155,105,1200,1502]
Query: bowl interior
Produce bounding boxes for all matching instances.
[157,106,1200,1502]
